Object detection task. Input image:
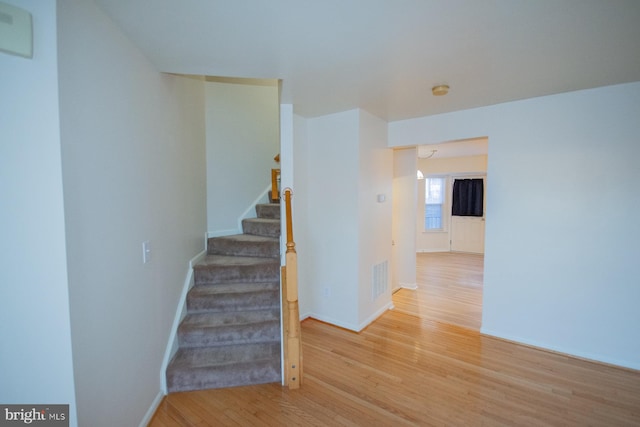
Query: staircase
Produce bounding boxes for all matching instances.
[166,202,282,392]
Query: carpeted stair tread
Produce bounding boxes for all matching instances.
[195,254,280,268]
[207,234,279,258]
[178,313,280,347]
[242,217,280,238]
[169,342,281,368]
[255,203,281,219]
[194,255,280,285]
[167,355,281,392]
[181,309,280,327]
[191,281,279,293]
[166,199,283,393]
[187,283,279,312]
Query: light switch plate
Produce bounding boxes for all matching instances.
[0,2,33,59]
[142,241,151,264]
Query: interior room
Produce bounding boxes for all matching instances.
[2,1,639,426]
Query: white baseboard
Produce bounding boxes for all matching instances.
[357,302,394,331]
[139,391,164,427]
[299,311,312,321]
[481,327,640,372]
[160,249,207,393]
[306,312,359,332]
[399,282,418,290]
[306,302,394,333]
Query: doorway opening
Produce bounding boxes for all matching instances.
[393,137,487,330]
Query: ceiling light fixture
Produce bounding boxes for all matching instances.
[432,84,449,96]
[424,149,437,159]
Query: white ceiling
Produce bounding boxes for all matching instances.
[94,0,640,122]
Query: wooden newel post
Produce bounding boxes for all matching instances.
[283,188,302,389]
[271,169,280,202]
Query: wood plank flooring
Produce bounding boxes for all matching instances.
[149,253,640,426]
[394,252,484,330]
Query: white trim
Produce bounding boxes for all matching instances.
[207,228,239,238]
[159,249,207,393]
[481,327,640,372]
[357,302,394,331]
[206,186,272,238]
[306,302,393,333]
[399,282,418,290]
[237,185,271,231]
[138,391,164,427]
[299,312,312,321]
[306,313,359,332]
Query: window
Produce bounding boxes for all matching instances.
[425,177,445,230]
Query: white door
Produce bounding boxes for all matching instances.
[451,216,485,253]
[450,177,485,254]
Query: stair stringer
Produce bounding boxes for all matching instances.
[160,246,207,394]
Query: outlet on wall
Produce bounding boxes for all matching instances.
[322,287,331,298]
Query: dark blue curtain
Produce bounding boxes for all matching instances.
[452,179,484,217]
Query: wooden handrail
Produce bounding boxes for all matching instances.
[282,188,302,389]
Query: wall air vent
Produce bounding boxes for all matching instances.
[372,260,388,301]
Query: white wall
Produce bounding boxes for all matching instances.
[392,149,418,290]
[280,103,294,264]
[419,155,487,176]
[205,81,279,235]
[296,109,392,330]
[417,155,487,252]
[279,104,294,196]
[292,114,311,317]
[0,1,77,424]
[58,1,207,426]
[389,82,640,370]
[357,110,393,326]
[304,110,360,328]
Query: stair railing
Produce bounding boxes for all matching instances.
[271,169,280,202]
[271,153,280,203]
[282,188,302,389]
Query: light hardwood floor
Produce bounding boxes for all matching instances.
[394,252,484,330]
[149,253,640,426]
